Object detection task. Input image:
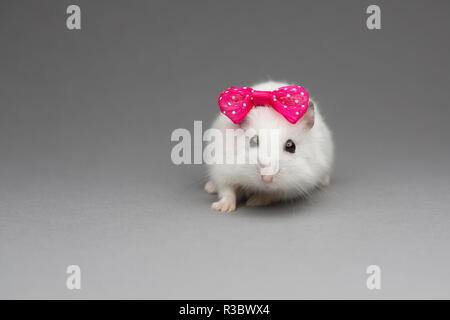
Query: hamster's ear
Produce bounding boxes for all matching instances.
[301,100,315,129]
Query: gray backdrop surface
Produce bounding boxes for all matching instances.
[0,0,449,299]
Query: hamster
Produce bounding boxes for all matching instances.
[205,81,334,212]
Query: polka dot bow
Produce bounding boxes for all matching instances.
[218,86,309,124]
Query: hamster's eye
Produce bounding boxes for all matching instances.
[284,139,296,153]
[249,135,259,148]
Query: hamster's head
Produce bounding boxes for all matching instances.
[238,100,315,194]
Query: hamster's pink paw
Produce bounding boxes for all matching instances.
[204,181,217,194]
[212,198,236,213]
[320,175,330,188]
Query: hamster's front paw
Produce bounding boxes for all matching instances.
[212,198,236,213]
[204,181,217,194]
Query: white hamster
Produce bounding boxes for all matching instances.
[205,81,334,212]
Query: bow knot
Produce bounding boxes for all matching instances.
[251,90,272,106]
[218,85,309,124]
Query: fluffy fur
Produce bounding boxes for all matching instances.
[206,81,334,212]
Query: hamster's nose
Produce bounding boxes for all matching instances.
[261,175,274,183]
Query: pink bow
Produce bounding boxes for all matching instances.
[218,85,309,124]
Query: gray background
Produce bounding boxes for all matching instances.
[1,0,449,299]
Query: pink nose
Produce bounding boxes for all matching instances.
[261,175,274,183]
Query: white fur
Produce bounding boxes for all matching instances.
[206,81,334,212]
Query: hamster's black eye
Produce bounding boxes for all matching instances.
[249,135,259,148]
[284,139,296,153]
